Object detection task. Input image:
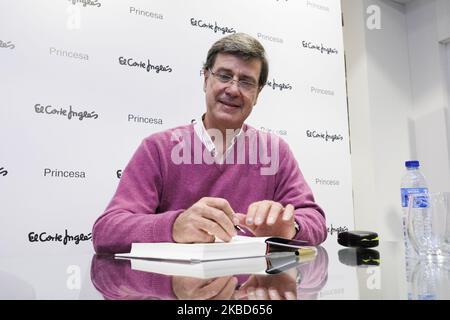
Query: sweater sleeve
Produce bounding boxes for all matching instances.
[273,139,327,246]
[92,136,183,254]
[90,254,177,300]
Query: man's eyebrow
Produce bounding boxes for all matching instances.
[215,67,233,74]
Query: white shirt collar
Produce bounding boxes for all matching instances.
[193,114,244,160]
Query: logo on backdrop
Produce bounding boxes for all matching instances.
[129,7,163,20]
[116,170,122,179]
[190,18,236,35]
[306,0,330,12]
[43,168,86,178]
[315,178,340,186]
[0,40,15,50]
[67,0,101,8]
[0,167,8,177]
[128,114,163,125]
[301,40,338,55]
[257,33,283,44]
[260,127,288,136]
[306,130,344,143]
[311,86,334,96]
[266,79,292,91]
[49,47,89,61]
[327,224,349,236]
[28,230,92,245]
[118,56,172,74]
[34,103,99,121]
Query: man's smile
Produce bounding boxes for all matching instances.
[218,98,241,109]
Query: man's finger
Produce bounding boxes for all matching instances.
[234,213,256,235]
[255,287,269,300]
[195,277,232,300]
[246,202,259,225]
[197,217,233,242]
[202,205,237,239]
[187,228,215,243]
[268,288,282,300]
[254,201,271,226]
[284,291,297,300]
[203,197,235,219]
[282,204,295,221]
[266,203,283,225]
[211,277,238,300]
[246,287,257,300]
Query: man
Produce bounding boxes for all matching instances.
[93,33,326,254]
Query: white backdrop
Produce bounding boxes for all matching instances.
[0,0,353,261]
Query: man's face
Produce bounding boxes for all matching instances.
[203,53,262,130]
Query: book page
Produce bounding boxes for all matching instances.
[214,235,268,243]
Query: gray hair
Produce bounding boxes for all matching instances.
[203,33,269,88]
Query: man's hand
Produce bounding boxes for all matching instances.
[234,269,298,300]
[173,197,238,243]
[172,276,238,300]
[235,201,297,239]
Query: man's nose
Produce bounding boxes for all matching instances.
[224,80,240,95]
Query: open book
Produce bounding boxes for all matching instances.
[115,236,312,262]
[117,251,317,279]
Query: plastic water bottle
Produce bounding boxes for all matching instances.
[401,160,429,256]
[400,160,429,300]
[414,262,438,300]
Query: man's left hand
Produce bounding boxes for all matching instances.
[234,201,297,239]
[233,269,298,300]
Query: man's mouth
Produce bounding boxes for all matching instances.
[218,99,241,108]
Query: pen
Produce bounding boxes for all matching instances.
[295,247,316,256]
[232,214,245,233]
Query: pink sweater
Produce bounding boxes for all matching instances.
[93,124,326,253]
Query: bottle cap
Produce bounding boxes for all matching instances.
[337,231,379,248]
[405,161,420,168]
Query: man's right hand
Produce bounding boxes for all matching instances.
[172,197,238,243]
[172,276,238,300]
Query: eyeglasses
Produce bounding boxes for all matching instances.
[208,68,259,92]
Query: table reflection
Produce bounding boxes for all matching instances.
[407,258,450,300]
[90,246,329,300]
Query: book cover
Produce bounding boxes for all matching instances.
[115,235,310,262]
[117,250,317,279]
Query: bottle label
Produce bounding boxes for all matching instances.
[401,188,429,208]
